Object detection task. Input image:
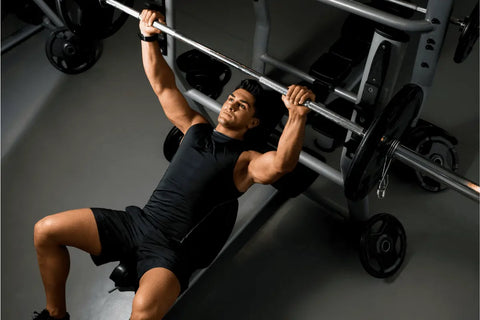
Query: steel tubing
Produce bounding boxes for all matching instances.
[316,0,433,32]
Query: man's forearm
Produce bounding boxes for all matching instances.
[274,110,308,172]
[141,40,176,95]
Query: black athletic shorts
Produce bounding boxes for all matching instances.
[90,206,191,291]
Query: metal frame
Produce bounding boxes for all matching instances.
[104,0,479,203]
[250,0,476,204]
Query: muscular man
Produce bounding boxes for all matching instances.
[32,9,314,320]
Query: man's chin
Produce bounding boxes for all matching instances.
[217,116,233,127]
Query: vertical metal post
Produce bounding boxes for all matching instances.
[410,0,454,112]
[164,0,176,69]
[252,0,270,73]
[356,30,409,108]
[164,0,215,123]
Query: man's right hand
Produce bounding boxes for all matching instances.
[139,9,165,37]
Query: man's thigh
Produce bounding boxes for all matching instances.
[35,208,101,255]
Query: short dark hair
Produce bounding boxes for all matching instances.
[235,79,284,150]
[235,79,263,117]
[235,78,281,127]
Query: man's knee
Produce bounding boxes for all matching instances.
[131,294,161,320]
[34,215,59,248]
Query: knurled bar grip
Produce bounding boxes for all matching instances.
[104,0,479,202]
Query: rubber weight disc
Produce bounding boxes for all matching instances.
[359,213,407,278]
[454,2,479,63]
[45,27,103,74]
[56,0,133,39]
[344,84,423,201]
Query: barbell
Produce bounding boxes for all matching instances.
[62,0,480,202]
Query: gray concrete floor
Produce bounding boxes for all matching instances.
[1,0,479,319]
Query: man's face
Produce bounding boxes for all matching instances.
[217,89,259,131]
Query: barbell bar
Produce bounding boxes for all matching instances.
[102,0,479,202]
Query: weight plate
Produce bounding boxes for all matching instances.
[454,2,479,63]
[359,213,406,278]
[400,119,459,192]
[45,27,103,74]
[344,84,423,201]
[163,126,184,162]
[55,0,133,39]
[177,49,232,99]
[414,135,459,192]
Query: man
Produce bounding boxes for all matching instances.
[33,9,315,320]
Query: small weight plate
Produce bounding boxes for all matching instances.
[163,126,184,162]
[45,27,103,74]
[359,213,407,278]
[454,2,479,63]
[344,84,423,201]
[56,0,133,39]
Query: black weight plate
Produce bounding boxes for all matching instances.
[454,2,479,63]
[359,213,406,278]
[186,72,223,99]
[399,119,459,192]
[163,126,184,162]
[344,84,423,201]
[56,0,133,39]
[414,135,459,192]
[45,27,103,74]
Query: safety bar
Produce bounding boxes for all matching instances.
[384,0,427,13]
[260,54,359,103]
[1,25,44,54]
[316,0,434,32]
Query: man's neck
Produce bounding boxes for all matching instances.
[214,124,245,140]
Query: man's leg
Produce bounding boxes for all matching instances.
[34,208,101,319]
[131,267,181,320]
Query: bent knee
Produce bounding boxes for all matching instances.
[34,215,60,247]
[131,296,162,320]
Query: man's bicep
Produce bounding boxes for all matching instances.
[158,87,208,133]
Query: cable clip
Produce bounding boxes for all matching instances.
[377,140,400,199]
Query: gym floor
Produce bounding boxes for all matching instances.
[1,0,478,319]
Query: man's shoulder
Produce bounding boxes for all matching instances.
[185,122,213,136]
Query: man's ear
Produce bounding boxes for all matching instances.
[248,117,260,129]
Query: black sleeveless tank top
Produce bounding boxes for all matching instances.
[143,123,245,238]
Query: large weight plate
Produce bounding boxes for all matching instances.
[359,213,407,278]
[56,0,133,39]
[344,84,423,201]
[45,27,103,74]
[454,2,479,63]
